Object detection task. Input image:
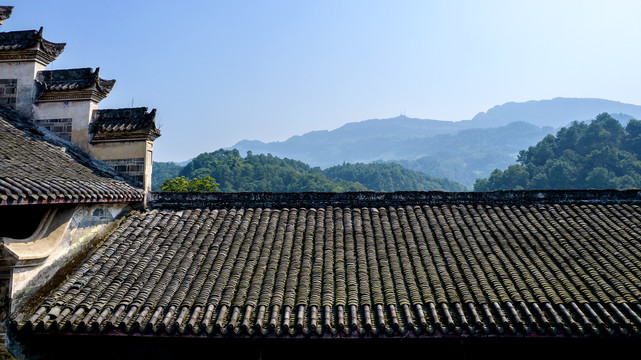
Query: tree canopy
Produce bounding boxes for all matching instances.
[161,176,219,192]
[155,149,466,192]
[152,161,182,190]
[176,149,367,192]
[474,113,641,191]
[324,162,466,192]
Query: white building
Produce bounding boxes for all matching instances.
[0,11,159,193]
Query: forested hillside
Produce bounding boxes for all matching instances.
[395,121,553,186]
[231,98,641,187]
[474,113,641,191]
[177,149,365,192]
[324,162,466,192]
[152,161,183,189]
[154,149,466,192]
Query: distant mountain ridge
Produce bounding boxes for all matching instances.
[470,97,641,128]
[234,115,475,162]
[233,115,476,168]
[230,98,641,187]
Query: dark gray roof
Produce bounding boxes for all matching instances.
[0,6,12,24]
[0,106,143,205]
[0,27,65,59]
[90,107,160,141]
[36,68,115,100]
[12,191,641,339]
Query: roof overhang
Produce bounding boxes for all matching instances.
[0,47,61,66]
[90,129,161,143]
[35,87,111,103]
[0,195,143,206]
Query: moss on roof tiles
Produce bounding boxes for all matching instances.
[13,195,641,338]
[0,106,142,204]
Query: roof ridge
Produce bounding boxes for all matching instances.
[148,189,641,209]
[0,27,65,60]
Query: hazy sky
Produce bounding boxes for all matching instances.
[5,1,641,162]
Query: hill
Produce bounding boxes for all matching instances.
[324,162,466,192]
[232,115,476,168]
[470,97,641,128]
[152,161,183,190]
[177,149,364,192]
[394,121,553,186]
[153,149,465,192]
[474,113,641,191]
[231,98,641,186]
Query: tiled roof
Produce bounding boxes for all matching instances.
[36,68,115,100]
[0,6,12,24]
[90,107,160,142]
[13,191,641,339]
[0,27,65,59]
[0,106,144,205]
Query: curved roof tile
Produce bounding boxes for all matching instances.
[36,67,115,98]
[90,107,160,141]
[0,106,143,205]
[13,192,641,339]
[0,27,65,58]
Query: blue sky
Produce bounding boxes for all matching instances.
[5,1,641,162]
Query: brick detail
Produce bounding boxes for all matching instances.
[103,158,144,187]
[0,79,16,109]
[35,118,72,141]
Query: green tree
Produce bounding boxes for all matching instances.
[171,149,466,192]
[161,176,219,192]
[474,113,641,191]
[584,167,615,189]
[152,161,183,191]
[324,162,466,192]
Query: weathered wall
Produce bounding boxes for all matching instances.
[0,61,44,117]
[89,140,153,190]
[8,202,129,311]
[89,140,147,160]
[145,140,154,193]
[32,100,98,152]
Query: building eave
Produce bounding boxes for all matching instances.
[0,195,143,206]
[0,48,61,66]
[35,87,111,103]
[90,129,161,143]
[0,28,65,65]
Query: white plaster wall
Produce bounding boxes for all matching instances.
[10,202,129,311]
[91,140,155,192]
[0,61,44,118]
[90,141,147,160]
[33,100,98,152]
[145,140,154,193]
